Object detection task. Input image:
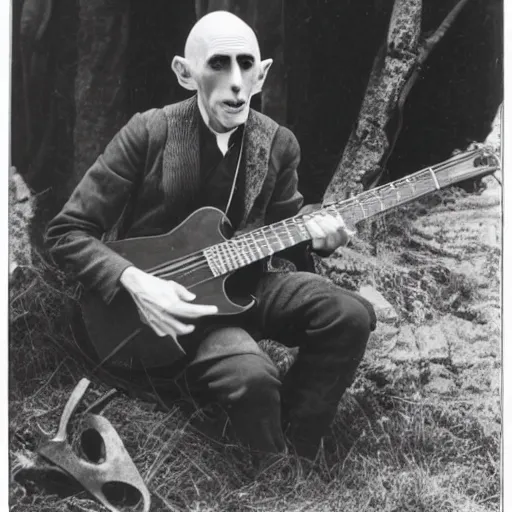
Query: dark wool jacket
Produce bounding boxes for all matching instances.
[46,96,304,303]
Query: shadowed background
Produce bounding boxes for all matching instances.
[10,0,502,215]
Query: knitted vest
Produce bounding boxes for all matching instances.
[161,96,280,231]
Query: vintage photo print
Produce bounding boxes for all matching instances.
[7,1,505,511]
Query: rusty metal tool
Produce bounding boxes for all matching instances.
[38,378,151,512]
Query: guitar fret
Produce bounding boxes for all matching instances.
[429,167,441,190]
[219,243,230,271]
[293,218,311,240]
[204,246,222,276]
[282,221,295,245]
[220,243,234,272]
[373,191,385,212]
[269,225,286,250]
[242,238,255,264]
[214,244,225,272]
[390,183,401,203]
[406,177,416,197]
[224,241,236,268]
[240,239,252,265]
[355,199,367,219]
[368,196,381,217]
[242,238,256,263]
[231,239,248,266]
[260,229,272,253]
[250,231,265,258]
[230,242,242,268]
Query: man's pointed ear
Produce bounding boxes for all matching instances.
[253,59,273,94]
[171,56,198,91]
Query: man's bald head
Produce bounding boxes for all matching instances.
[184,11,261,70]
[172,11,272,133]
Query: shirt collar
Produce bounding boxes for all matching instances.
[197,95,240,156]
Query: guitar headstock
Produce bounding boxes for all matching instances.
[473,146,501,177]
[434,146,501,189]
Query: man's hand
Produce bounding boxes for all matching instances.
[120,266,218,339]
[300,205,355,254]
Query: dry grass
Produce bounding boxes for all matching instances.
[9,185,501,512]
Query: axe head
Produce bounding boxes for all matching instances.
[37,378,151,512]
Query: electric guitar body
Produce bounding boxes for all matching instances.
[80,207,253,368]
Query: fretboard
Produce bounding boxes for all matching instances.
[203,149,498,277]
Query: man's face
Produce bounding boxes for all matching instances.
[192,37,260,132]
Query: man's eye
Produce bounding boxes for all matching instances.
[239,59,254,70]
[208,58,227,70]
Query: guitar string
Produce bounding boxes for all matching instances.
[150,160,490,276]
[146,251,208,274]
[143,152,492,278]
[153,259,210,280]
[151,261,208,281]
[156,263,212,281]
[150,254,206,276]
[149,159,491,278]
[208,158,491,269]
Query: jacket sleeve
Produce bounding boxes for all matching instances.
[45,112,150,304]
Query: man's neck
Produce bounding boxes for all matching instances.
[197,96,238,156]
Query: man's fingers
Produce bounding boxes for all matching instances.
[170,301,219,318]
[136,306,168,337]
[173,282,196,302]
[305,212,355,251]
[305,217,325,239]
[133,296,196,337]
[171,283,218,315]
[145,310,195,337]
[152,322,168,337]
[152,298,218,318]
[156,314,195,336]
[134,296,153,326]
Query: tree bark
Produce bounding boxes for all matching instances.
[72,0,130,193]
[323,0,422,205]
[9,168,33,277]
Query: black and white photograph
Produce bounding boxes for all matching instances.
[7,1,504,511]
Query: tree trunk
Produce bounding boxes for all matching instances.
[72,0,130,193]
[323,0,422,205]
[255,0,287,125]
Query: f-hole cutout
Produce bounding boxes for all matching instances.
[103,482,142,508]
[80,428,106,464]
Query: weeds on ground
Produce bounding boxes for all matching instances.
[10,368,499,511]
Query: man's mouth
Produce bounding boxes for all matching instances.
[223,100,246,113]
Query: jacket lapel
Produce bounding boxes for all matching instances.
[162,96,201,208]
[240,109,279,227]
[162,98,279,230]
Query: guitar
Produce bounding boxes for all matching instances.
[81,148,500,368]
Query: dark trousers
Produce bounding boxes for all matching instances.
[179,271,375,458]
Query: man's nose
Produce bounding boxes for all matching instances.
[230,64,242,93]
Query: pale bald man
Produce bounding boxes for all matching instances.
[46,11,375,461]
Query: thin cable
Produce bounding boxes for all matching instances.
[223,127,245,220]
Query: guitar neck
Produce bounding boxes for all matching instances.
[203,149,498,277]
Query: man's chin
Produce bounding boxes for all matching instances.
[217,110,249,131]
